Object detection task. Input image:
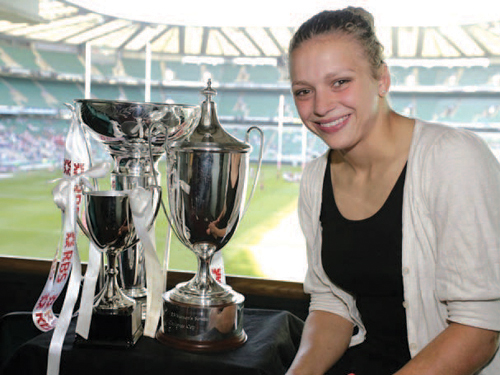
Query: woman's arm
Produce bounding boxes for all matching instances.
[286,310,354,375]
[395,322,499,375]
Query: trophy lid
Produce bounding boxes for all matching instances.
[170,79,251,153]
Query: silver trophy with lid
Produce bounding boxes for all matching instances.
[156,80,263,351]
[74,99,201,309]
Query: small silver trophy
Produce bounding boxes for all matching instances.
[74,100,201,308]
[156,80,263,351]
[77,189,159,347]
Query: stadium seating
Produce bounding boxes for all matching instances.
[38,80,84,104]
[121,85,145,102]
[0,79,21,106]
[0,44,38,71]
[459,66,491,86]
[2,41,500,172]
[4,77,48,108]
[122,57,145,79]
[36,49,84,76]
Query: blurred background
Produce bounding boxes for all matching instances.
[1,0,500,282]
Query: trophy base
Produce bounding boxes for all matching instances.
[75,306,143,348]
[121,293,147,321]
[156,291,247,352]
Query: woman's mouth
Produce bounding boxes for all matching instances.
[316,114,350,133]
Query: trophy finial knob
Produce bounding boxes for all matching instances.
[201,79,217,102]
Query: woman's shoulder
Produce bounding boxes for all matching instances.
[410,120,500,186]
[412,120,493,160]
[299,152,328,202]
[302,151,329,179]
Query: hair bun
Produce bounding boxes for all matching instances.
[346,6,376,30]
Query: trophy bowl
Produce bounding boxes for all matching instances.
[74,99,201,174]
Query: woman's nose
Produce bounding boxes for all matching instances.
[313,92,335,117]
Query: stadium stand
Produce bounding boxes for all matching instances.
[37,80,83,105]
[121,84,145,102]
[0,79,21,107]
[221,64,245,83]
[0,44,39,71]
[4,77,48,108]
[459,66,491,86]
[35,48,84,76]
[1,39,500,171]
[122,57,145,79]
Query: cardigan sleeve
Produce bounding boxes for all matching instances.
[423,127,500,331]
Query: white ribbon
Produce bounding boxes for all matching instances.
[72,164,111,340]
[129,187,163,337]
[211,251,226,284]
[47,185,80,375]
[41,163,110,375]
[74,242,101,339]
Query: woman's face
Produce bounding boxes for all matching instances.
[290,34,386,152]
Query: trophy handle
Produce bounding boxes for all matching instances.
[242,126,264,217]
[76,184,96,247]
[148,123,185,246]
[77,215,95,246]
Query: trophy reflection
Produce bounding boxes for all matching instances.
[77,189,158,347]
[156,80,263,351]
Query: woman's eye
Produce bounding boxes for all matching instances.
[333,80,348,87]
[294,89,310,97]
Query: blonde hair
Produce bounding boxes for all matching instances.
[289,7,384,78]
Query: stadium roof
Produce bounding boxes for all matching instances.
[1,0,500,61]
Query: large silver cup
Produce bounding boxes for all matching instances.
[156,81,263,351]
[75,100,201,308]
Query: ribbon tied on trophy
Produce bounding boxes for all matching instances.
[128,186,163,337]
[34,162,110,375]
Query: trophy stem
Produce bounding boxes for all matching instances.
[97,249,135,314]
[194,246,217,292]
[187,244,229,298]
[105,251,119,301]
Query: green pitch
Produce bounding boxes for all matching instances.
[0,163,300,278]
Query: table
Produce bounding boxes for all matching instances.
[1,309,304,375]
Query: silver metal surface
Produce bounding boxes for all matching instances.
[166,150,248,305]
[75,99,201,302]
[83,191,139,314]
[112,173,150,301]
[157,80,263,350]
[157,292,246,351]
[75,99,201,177]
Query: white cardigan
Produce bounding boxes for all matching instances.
[298,120,500,373]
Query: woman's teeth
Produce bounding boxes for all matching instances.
[321,115,349,128]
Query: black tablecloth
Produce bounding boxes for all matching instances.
[1,309,304,375]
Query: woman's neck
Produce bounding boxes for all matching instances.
[331,110,414,175]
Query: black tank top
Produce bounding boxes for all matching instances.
[320,158,411,375]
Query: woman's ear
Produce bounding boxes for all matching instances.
[378,63,390,97]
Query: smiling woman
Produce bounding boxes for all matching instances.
[286,7,500,375]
